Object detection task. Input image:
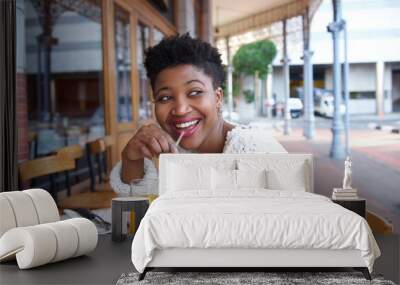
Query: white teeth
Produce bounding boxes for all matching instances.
[175,120,199,129]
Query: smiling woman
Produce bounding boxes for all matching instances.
[153,65,227,151]
[110,34,287,195]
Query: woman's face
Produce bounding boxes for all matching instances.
[153,64,223,150]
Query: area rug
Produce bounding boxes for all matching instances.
[116,271,396,285]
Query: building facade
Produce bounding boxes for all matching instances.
[272,0,400,115]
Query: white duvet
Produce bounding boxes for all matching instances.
[131,190,380,273]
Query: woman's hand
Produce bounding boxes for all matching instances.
[122,123,178,162]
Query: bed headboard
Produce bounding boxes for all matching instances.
[159,153,314,195]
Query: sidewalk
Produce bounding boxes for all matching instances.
[270,125,400,234]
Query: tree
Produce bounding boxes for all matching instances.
[232,39,277,79]
[232,40,277,108]
[243,89,255,104]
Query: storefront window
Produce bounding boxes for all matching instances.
[24,0,104,156]
[114,5,132,123]
[137,22,152,120]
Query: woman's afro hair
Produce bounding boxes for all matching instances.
[144,33,224,89]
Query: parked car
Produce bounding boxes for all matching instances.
[296,87,345,118]
[288,98,303,118]
[314,89,345,117]
[270,98,303,119]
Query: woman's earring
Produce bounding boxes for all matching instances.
[217,105,223,116]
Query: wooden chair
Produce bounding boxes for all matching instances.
[56,144,84,196]
[57,136,118,210]
[86,135,115,192]
[19,155,76,203]
[28,131,38,159]
[366,211,394,235]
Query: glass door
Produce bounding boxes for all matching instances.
[106,1,138,165]
[101,0,177,167]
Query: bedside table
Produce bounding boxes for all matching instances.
[332,198,366,218]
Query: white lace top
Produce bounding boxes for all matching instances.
[110,125,287,195]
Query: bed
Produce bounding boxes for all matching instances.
[131,153,380,281]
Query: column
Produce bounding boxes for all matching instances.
[254,71,260,116]
[265,66,273,118]
[343,21,350,155]
[328,0,345,159]
[226,37,233,120]
[375,61,385,117]
[176,0,195,37]
[36,0,58,122]
[201,0,213,44]
[303,50,315,139]
[302,11,315,139]
[282,19,291,135]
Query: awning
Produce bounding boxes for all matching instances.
[213,0,322,39]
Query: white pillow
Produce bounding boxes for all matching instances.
[267,164,306,191]
[236,169,267,189]
[167,163,211,191]
[211,168,236,190]
[238,158,308,192]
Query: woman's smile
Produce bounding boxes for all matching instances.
[168,116,203,138]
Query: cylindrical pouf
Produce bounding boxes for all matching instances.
[0,226,57,269]
[23,189,59,224]
[42,220,79,262]
[0,218,97,269]
[0,196,17,237]
[0,192,39,227]
[64,218,98,257]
